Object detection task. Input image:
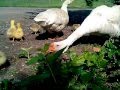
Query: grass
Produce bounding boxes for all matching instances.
[0,0,114,8]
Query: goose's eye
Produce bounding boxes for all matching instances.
[56,45,59,47]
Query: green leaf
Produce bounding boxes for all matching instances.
[60,64,69,75]
[97,59,107,68]
[15,72,50,88]
[43,43,49,52]
[70,52,86,66]
[71,67,83,75]
[69,51,78,61]
[19,50,28,58]
[84,52,98,64]
[21,47,32,52]
[80,71,92,83]
[87,60,94,66]
[37,71,51,80]
[1,79,9,90]
[46,47,65,64]
[26,53,45,65]
[37,43,49,54]
[92,84,103,90]
[68,77,76,87]
[71,57,85,66]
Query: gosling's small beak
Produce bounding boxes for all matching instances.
[47,43,56,53]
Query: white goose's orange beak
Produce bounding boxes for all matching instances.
[47,43,56,53]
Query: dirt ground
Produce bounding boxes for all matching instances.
[0,7,109,82]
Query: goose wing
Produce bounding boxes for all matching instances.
[92,5,120,24]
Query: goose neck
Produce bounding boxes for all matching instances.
[61,3,68,13]
[66,26,89,46]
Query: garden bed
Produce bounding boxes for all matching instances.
[0,7,111,85]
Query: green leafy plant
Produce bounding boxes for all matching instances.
[0,37,119,90]
[0,79,10,90]
[66,50,108,90]
[8,45,66,89]
[101,37,120,89]
[19,47,32,59]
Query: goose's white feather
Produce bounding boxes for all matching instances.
[34,0,74,32]
[48,5,120,52]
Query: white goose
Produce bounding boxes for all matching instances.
[48,5,120,53]
[34,0,74,33]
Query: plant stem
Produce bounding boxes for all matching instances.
[46,62,57,83]
[27,51,30,59]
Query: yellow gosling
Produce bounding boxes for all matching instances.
[6,20,16,41]
[14,23,24,41]
[0,51,7,66]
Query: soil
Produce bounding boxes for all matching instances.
[0,7,110,82]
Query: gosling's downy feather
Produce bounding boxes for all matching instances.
[14,23,24,40]
[0,51,7,66]
[7,20,16,39]
[30,23,44,34]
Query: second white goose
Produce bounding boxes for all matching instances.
[34,0,74,33]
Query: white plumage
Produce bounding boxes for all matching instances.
[48,5,120,53]
[34,0,74,33]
